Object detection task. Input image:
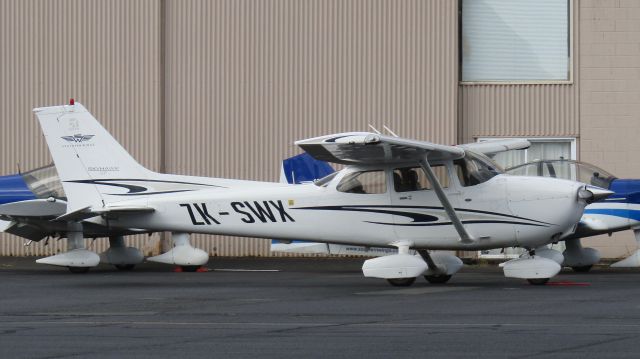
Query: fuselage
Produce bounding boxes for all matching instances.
[95,160,587,251]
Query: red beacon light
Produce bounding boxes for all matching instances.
[69,98,75,106]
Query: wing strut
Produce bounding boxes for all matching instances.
[419,158,474,244]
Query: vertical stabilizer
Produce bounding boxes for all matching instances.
[34,102,152,212]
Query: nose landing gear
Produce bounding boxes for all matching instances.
[502,248,562,285]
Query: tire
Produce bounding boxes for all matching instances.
[527,278,550,285]
[180,265,200,272]
[386,277,416,287]
[571,265,593,273]
[114,264,136,271]
[424,274,452,284]
[68,266,90,274]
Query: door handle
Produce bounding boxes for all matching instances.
[399,195,412,200]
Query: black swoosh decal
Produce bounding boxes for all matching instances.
[77,181,148,194]
[293,205,553,227]
[294,205,553,226]
[301,206,438,223]
[65,179,226,195]
[366,220,548,227]
[324,135,351,143]
[108,190,193,196]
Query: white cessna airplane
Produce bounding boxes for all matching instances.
[30,102,610,285]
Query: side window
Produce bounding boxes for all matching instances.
[393,166,449,192]
[337,171,387,194]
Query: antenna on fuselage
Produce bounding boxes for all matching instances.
[368,124,381,134]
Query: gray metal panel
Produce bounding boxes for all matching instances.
[164,0,459,255]
[0,0,162,255]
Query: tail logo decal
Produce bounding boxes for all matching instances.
[61,134,95,143]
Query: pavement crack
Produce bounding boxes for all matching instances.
[511,334,640,359]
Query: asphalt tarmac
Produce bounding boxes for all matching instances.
[1,257,640,359]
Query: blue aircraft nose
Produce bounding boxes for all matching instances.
[0,174,36,205]
[610,179,640,195]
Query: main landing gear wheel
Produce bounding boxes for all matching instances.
[68,267,90,274]
[114,264,136,271]
[424,274,452,284]
[180,265,201,272]
[571,265,593,273]
[387,277,416,287]
[527,278,550,285]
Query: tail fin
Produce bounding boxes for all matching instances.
[279,153,335,184]
[34,102,152,212]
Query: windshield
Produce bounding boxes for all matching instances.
[507,160,616,188]
[21,164,66,199]
[454,150,503,187]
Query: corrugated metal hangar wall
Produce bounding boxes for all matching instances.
[0,0,458,256]
[1,0,639,258]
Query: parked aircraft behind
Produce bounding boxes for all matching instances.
[8,102,613,285]
[0,165,148,270]
[507,159,640,270]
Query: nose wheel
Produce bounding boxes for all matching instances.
[387,277,417,287]
[424,274,452,284]
[527,278,550,285]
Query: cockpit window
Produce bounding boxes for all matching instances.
[337,170,387,194]
[393,165,449,192]
[454,151,503,187]
[506,160,616,188]
[313,172,338,187]
[21,164,66,199]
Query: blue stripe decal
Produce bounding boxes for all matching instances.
[584,208,640,221]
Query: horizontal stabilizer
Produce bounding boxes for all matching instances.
[0,199,67,218]
[2,222,49,241]
[55,205,155,221]
[94,205,156,215]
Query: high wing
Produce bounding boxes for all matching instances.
[297,132,474,243]
[295,132,465,165]
[459,138,530,156]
